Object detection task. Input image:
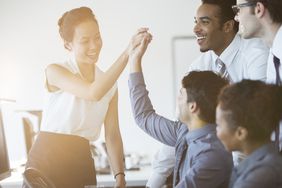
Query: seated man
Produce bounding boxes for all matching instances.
[128,39,233,187]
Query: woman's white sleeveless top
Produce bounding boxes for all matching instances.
[40,59,117,141]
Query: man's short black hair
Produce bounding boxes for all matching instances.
[202,0,239,32]
[182,71,228,123]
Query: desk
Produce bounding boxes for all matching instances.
[0,166,151,188]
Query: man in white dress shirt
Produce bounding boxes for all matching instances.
[146,0,269,187]
[233,0,282,151]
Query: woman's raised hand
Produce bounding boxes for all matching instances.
[127,28,152,60]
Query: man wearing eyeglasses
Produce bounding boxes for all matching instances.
[146,0,270,188]
[233,0,282,153]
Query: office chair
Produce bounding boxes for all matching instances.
[22,118,35,155]
[22,167,56,188]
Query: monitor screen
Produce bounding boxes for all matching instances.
[0,108,11,181]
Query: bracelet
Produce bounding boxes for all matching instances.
[114,172,125,179]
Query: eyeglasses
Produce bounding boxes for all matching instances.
[232,2,257,15]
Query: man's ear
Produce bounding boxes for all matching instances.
[189,102,198,113]
[235,126,248,141]
[223,20,235,33]
[255,2,266,18]
[64,40,72,51]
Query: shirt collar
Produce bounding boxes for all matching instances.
[236,143,276,173]
[271,25,282,60]
[185,124,216,144]
[211,34,241,67]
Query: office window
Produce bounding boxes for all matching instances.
[171,36,201,109]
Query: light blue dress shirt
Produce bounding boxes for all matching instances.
[129,72,233,188]
[229,143,282,188]
[267,26,282,85]
[267,26,282,150]
[189,35,269,82]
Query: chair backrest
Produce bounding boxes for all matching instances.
[23,167,56,188]
[22,118,35,155]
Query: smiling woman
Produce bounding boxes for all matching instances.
[0,1,203,187]
[22,6,151,188]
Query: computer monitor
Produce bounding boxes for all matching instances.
[0,108,11,181]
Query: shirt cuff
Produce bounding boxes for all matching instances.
[128,72,145,87]
[146,172,168,188]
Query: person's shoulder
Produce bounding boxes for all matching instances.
[95,66,118,96]
[244,155,282,184]
[46,60,72,71]
[193,132,226,153]
[45,62,72,76]
[194,51,213,62]
[95,65,104,74]
[239,36,269,51]
[261,152,282,169]
[240,151,282,182]
[199,133,232,160]
[238,35,269,65]
[189,51,213,71]
[192,136,233,167]
[95,66,113,84]
[46,62,65,69]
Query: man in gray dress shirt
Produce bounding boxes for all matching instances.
[128,39,233,187]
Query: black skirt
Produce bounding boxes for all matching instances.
[24,131,97,188]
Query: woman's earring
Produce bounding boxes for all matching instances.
[64,41,72,51]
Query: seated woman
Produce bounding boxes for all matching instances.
[23,6,151,188]
[216,80,282,188]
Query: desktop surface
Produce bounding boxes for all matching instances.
[0,165,151,188]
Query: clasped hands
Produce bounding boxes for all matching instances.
[127,27,153,60]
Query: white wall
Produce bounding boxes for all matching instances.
[0,0,201,162]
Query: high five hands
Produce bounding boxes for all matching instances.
[127,28,153,60]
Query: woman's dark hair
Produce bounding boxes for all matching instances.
[58,7,97,42]
[202,0,239,33]
[218,80,282,142]
[182,71,229,123]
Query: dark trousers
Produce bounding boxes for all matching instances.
[24,131,96,188]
